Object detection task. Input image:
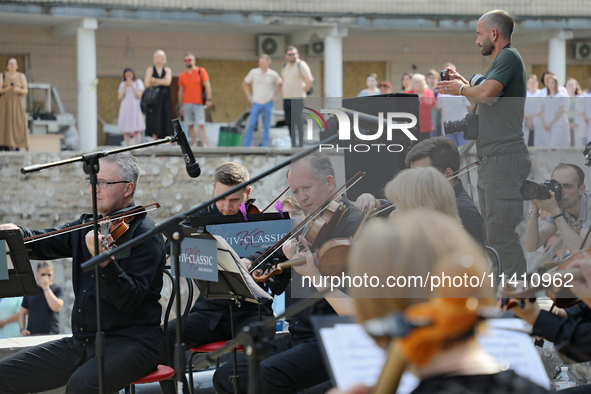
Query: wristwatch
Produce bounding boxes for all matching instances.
[528,209,540,219]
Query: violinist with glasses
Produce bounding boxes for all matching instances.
[214,153,363,394]
[0,152,167,394]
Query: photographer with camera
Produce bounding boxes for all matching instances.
[523,163,591,255]
[436,9,530,276]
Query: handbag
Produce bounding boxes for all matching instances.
[198,67,208,103]
[141,86,160,114]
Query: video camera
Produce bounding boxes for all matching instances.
[519,179,562,201]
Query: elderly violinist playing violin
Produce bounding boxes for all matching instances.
[161,162,274,394]
[0,152,166,394]
[214,153,363,394]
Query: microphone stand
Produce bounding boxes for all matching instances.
[80,133,339,392]
[21,129,189,394]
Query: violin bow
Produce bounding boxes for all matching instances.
[262,186,291,213]
[248,171,366,274]
[23,203,161,245]
[371,202,395,218]
[446,161,480,180]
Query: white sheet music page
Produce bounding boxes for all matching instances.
[319,318,550,392]
[214,235,272,301]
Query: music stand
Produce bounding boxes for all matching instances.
[0,230,39,298]
[183,232,271,393]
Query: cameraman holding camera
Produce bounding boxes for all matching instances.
[436,9,531,276]
[524,163,591,255]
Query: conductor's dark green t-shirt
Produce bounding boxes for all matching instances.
[477,46,527,156]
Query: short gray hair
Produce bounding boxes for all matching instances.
[298,153,335,182]
[100,152,140,196]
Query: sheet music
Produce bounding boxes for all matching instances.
[5,241,14,269]
[214,235,272,301]
[319,319,550,392]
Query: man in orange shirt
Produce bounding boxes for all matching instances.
[178,53,212,146]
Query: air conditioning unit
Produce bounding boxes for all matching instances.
[574,42,591,60]
[307,41,325,57]
[257,35,285,58]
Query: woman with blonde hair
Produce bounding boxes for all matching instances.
[328,210,548,394]
[385,167,459,221]
[144,49,173,141]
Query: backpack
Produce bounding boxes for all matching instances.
[282,60,313,96]
[197,67,208,103]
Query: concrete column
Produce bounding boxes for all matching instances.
[548,30,573,86]
[323,27,347,98]
[77,18,98,151]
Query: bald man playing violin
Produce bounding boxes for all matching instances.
[214,153,363,394]
[0,152,166,394]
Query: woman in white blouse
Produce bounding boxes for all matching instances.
[540,74,570,147]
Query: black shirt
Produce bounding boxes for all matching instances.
[532,303,591,362]
[18,205,166,357]
[21,284,64,334]
[412,370,549,394]
[246,197,363,339]
[454,179,485,246]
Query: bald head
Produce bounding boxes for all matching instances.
[479,10,514,40]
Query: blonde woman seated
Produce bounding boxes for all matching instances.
[329,210,549,394]
[385,166,459,221]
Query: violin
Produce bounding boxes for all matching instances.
[252,201,371,282]
[299,200,344,252]
[252,237,352,282]
[100,215,135,252]
[247,171,366,275]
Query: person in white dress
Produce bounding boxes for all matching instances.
[523,75,541,146]
[565,78,585,147]
[580,76,591,145]
[540,74,570,147]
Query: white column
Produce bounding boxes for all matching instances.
[324,27,347,98]
[548,30,573,86]
[77,18,98,151]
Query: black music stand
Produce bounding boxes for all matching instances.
[182,231,271,393]
[0,230,39,298]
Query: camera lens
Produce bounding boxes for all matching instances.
[522,183,542,199]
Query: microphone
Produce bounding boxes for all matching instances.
[172,119,201,178]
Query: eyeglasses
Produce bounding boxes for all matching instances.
[85,178,131,189]
[286,53,296,56]
[184,59,193,62]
